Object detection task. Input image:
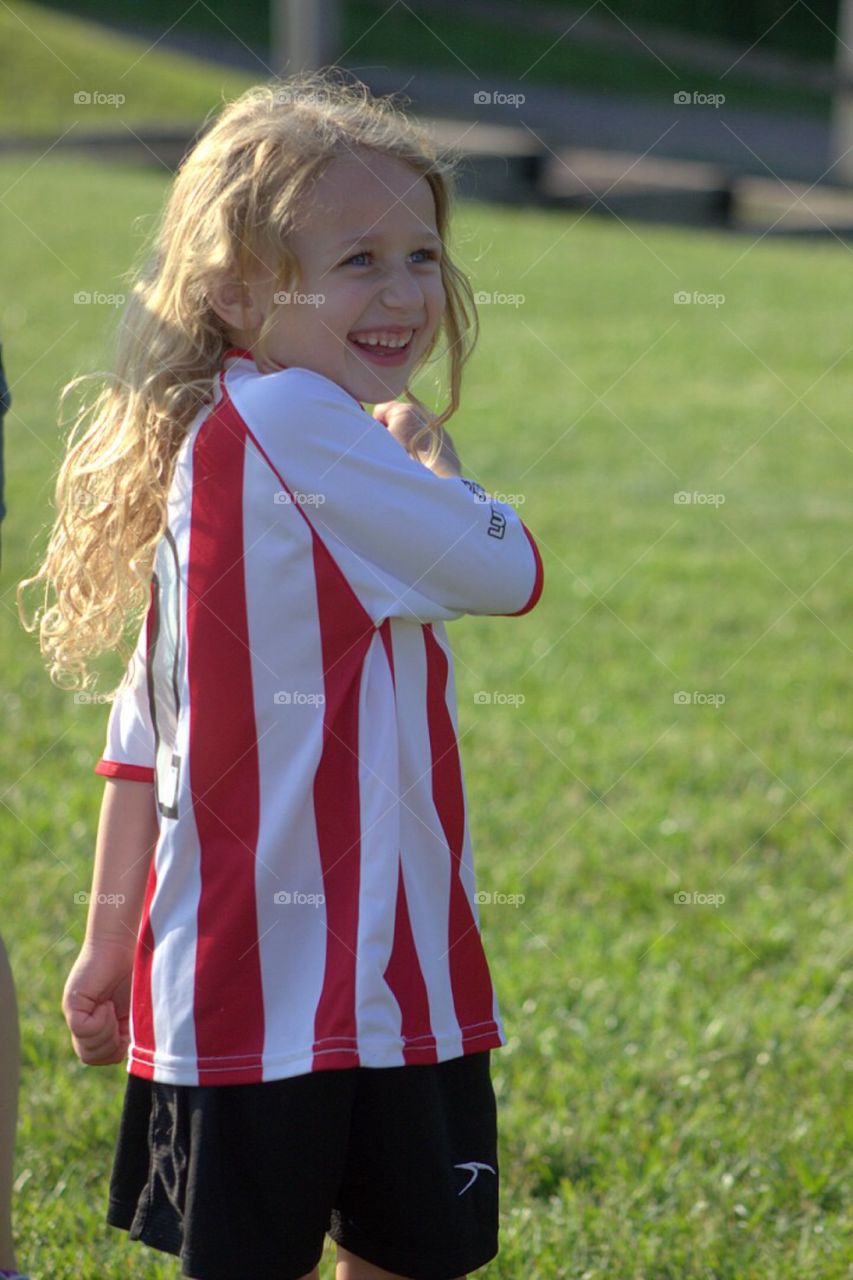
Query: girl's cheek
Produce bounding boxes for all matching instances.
[339,282,367,308]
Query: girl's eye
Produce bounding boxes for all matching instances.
[342,249,440,266]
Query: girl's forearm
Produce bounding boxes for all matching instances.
[82,779,159,949]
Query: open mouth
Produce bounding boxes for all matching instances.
[347,329,415,365]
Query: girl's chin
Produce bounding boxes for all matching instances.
[348,361,408,388]
[255,354,409,406]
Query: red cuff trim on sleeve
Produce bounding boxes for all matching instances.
[94,760,156,783]
[500,523,545,617]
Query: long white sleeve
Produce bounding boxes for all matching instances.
[233,367,544,627]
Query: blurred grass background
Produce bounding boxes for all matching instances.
[0,0,837,136]
[1,138,850,1276]
[0,1,253,134]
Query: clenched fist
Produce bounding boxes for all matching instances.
[62,938,135,1067]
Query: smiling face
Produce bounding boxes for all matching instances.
[252,148,447,403]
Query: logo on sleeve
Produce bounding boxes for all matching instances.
[487,508,506,539]
[459,479,506,539]
[454,1160,497,1194]
[460,478,488,502]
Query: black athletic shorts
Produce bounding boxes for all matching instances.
[106,1050,499,1280]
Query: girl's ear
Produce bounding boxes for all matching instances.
[206,276,259,334]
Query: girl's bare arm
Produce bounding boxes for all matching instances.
[62,779,159,1066]
[82,778,159,948]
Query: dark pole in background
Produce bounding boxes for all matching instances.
[271,0,341,76]
[833,0,853,183]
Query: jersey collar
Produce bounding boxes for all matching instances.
[220,347,365,410]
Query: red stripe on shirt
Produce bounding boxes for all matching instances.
[502,522,544,616]
[128,584,160,1077]
[423,624,499,1049]
[383,859,438,1063]
[311,536,377,1070]
[128,851,159,1080]
[187,390,265,1085]
[378,618,438,1062]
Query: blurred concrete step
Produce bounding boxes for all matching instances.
[539,146,733,226]
[0,128,195,170]
[0,117,548,205]
[732,174,853,233]
[420,116,545,204]
[5,120,853,237]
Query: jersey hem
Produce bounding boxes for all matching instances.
[126,1024,507,1085]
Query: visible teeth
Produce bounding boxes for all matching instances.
[351,330,413,349]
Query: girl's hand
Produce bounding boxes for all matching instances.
[62,938,135,1067]
[372,394,462,478]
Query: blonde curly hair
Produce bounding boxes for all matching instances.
[17,69,480,693]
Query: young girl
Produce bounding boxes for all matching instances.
[18,72,544,1280]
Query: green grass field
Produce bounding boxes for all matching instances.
[0,150,851,1279]
[0,1,253,135]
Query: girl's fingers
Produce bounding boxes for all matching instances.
[85,1037,123,1064]
[76,1039,122,1066]
[65,994,122,1055]
[72,1013,124,1064]
[62,959,135,1065]
[65,998,107,1036]
[372,406,394,430]
[66,1012,104,1043]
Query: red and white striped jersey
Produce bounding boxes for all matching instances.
[94,349,544,1085]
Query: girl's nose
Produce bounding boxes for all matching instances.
[378,267,424,308]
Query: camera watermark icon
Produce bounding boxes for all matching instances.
[273,291,325,307]
[77,487,118,508]
[73,291,125,308]
[73,91,126,108]
[473,690,526,706]
[462,482,524,506]
[268,87,332,108]
[473,90,526,107]
[475,890,525,907]
[273,691,326,706]
[73,691,112,704]
[673,890,725,907]
[673,90,725,109]
[673,491,726,506]
[273,890,325,906]
[74,891,126,906]
[474,290,525,307]
[674,291,725,308]
[273,490,326,505]
[673,690,726,707]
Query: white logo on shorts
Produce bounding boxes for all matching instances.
[454,1161,496,1195]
